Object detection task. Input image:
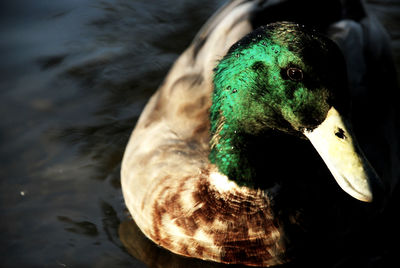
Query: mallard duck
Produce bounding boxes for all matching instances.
[121,0,395,266]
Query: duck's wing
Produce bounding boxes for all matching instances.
[121,0,260,216]
[122,0,287,266]
[122,0,261,148]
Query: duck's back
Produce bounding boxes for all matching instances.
[121,0,399,266]
[121,0,256,212]
[121,0,288,266]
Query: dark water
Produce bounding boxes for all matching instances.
[0,0,399,267]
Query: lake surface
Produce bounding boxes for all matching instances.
[1,0,399,267]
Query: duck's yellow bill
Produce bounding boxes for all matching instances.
[303,107,380,202]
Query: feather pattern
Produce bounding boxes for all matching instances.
[121,0,397,266]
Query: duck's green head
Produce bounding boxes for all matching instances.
[211,22,347,134]
[210,22,381,202]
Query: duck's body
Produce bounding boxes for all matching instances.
[121,0,396,266]
[122,2,286,265]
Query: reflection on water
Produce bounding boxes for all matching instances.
[0,0,399,267]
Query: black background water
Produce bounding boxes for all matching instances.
[0,0,399,267]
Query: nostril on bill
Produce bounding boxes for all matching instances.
[335,127,346,139]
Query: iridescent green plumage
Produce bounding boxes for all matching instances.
[121,2,386,262]
[209,22,348,186]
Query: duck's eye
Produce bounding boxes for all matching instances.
[287,68,303,81]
